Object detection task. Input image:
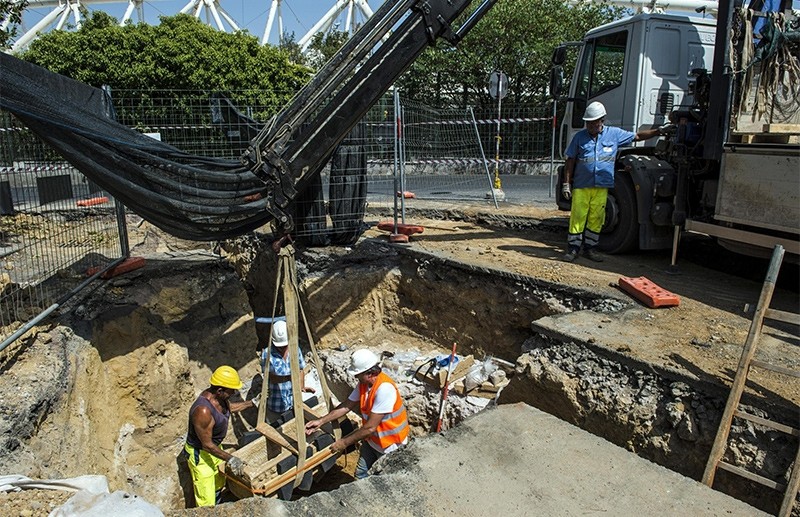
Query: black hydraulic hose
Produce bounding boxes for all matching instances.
[413,358,438,381]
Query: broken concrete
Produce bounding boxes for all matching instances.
[169,404,767,516]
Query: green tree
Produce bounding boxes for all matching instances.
[397,0,623,107]
[304,29,351,70]
[20,13,311,119]
[0,0,27,50]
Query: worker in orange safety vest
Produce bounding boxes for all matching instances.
[305,349,408,478]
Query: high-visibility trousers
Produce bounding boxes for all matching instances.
[567,187,607,251]
[184,443,226,507]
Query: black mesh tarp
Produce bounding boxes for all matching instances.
[210,93,368,246]
[0,53,271,241]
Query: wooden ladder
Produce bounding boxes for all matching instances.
[702,245,800,517]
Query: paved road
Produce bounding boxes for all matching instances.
[364,174,558,206]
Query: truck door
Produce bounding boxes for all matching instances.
[562,29,629,153]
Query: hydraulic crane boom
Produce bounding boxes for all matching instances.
[0,0,498,242]
[241,0,498,233]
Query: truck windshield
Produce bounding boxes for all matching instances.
[572,30,628,128]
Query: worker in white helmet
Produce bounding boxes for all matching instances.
[305,349,409,479]
[561,101,668,263]
[259,319,315,423]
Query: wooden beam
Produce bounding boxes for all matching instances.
[255,422,299,455]
[260,446,337,496]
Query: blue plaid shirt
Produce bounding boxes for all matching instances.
[261,347,306,414]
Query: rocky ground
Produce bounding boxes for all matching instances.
[0,201,797,515]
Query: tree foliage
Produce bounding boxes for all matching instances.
[20,13,311,117]
[397,0,623,107]
[0,0,27,50]
[304,30,351,70]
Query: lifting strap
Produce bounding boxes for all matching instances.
[257,244,340,488]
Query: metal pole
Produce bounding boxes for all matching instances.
[0,256,126,354]
[549,98,557,198]
[399,102,407,223]
[493,93,502,189]
[102,85,130,258]
[470,107,498,209]
[392,88,400,233]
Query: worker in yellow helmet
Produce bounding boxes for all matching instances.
[184,365,258,507]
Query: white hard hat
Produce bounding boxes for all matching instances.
[582,101,607,121]
[271,320,289,347]
[347,349,380,376]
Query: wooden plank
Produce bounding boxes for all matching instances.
[764,308,800,326]
[778,445,800,517]
[733,409,800,436]
[259,446,337,496]
[763,123,800,134]
[717,461,784,490]
[750,359,800,379]
[302,403,323,419]
[255,422,299,455]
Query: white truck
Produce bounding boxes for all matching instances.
[552,1,799,258]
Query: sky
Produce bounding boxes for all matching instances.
[18,0,800,49]
[20,0,385,46]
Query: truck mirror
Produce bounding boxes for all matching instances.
[549,66,563,99]
[551,46,567,66]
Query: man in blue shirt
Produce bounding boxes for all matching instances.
[561,101,664,262]
[260,320,315,422]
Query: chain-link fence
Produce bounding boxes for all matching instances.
[109,88,555,232]
[0,87,554,346]
[0,110,128,349]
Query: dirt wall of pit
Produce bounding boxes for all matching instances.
[0,256,263,510]
[0,238,796,514]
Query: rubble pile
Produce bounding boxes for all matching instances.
[503,338,796,487]
[317,345,508,434]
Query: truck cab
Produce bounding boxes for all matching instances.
[560,14,716,154]
[554,7,799,257]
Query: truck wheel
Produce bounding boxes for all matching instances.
[600,174,638,253]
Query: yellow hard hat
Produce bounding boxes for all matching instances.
[209,365,242,390]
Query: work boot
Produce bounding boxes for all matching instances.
[562,250,578,262]
[584,248,604,262]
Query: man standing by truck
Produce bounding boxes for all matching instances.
[561,101,665,262]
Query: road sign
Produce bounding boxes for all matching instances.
[488,71,508,100]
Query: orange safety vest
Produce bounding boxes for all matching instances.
[359,372,409,449]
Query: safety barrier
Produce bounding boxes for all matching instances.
[0,88,555,348]
[0,115,128,351]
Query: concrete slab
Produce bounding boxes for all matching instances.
[195,404,766,516]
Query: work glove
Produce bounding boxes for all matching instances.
[561,182,572,201]
[658,123,677,136]
[250,394,260,408]
[227,456,246,477]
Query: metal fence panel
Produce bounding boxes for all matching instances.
[0,88,555,345]
[0,112,126,346]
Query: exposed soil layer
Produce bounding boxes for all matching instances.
[0,205,797,515]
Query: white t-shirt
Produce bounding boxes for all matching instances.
[349,383,408,453]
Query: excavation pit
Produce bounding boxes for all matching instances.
[0,232,796,515]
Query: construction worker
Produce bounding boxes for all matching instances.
[305,349,409,479]
[260,320,315,423]
[561,101,667,263]
[184,365,257,507]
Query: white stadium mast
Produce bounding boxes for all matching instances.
[262,0,375,47]
[8,0,720,54]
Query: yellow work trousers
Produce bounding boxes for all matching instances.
[567,187,607,251]
[185,442,226,507]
